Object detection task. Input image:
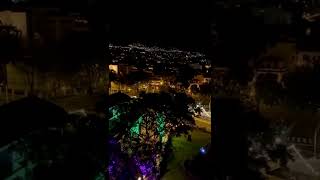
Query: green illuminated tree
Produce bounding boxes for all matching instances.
[138,92,196,136]
[107,92,196,178]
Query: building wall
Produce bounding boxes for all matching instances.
[264,42,296,61]
[294,51,320,67]
[6,63,28,92]
[263,8,292,25]
[258,41,320,70]
[6,63,44,93]
[31,9,89,48]
[0,11,28,47]
[258,42,298,70]
[109,64,119,74]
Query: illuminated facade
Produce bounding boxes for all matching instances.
[108,64,118,74]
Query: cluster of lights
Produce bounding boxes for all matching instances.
[109,43,209,66]
[133,156,155,179]
[111,43,204,56]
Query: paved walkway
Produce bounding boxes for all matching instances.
[194,117,211,132]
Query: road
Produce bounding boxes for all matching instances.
[194,117,211,132]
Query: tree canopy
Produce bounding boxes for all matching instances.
[284,66,320,110]
[0,24,21,61]
[187,98,293,179]
[255,75,285,107]
[176,65,196,87]
[107,92,196,179]
[31,113,108,180]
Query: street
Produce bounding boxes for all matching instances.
[194,117,211,132]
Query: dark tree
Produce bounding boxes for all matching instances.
[255,75,285,108]
[0,24,22,93]
[285,66,320,110]
[125,70,151,85]
[212,6,280,85]
[87,0,110,95]
[0,97,107,179]
[0,24,21,58]
[176,65,196,88]
[32,113,108,180]
[187,98,292,179]
[96,92,131,113]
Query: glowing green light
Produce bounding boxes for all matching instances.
[108,106,122,130]
[130,115,143,137]
[109,103,167,145]
[156,113,165,141]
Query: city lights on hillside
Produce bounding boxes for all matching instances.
[109,44,209,65]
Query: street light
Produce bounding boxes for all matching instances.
[200,147,206,155]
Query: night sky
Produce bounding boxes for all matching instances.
[107,0,213,53]
[5,0,277,62]
[109,23,212,53]
[11,0,214,52]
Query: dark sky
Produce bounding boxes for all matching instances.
[17,0,214,52]
[109,23,212,52]
[107,0,213,52]
[9,0,277,57]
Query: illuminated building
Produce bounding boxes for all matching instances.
[108,64,118,74]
